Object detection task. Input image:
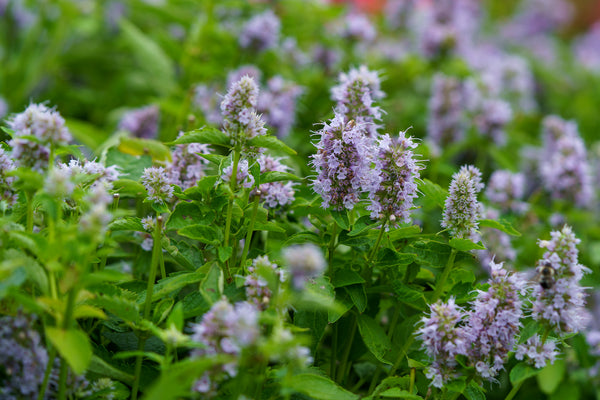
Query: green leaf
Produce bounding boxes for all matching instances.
[383,225,422,241]
[166,202,211,231]
[247,135,297,155]
[294,309,328,352]
[110,217,144,232]
[261,170,302,184]
[118,137,170,162]
[391,282,424,307]
[328,289,354,323]
[88,355,134,385]
[509,362,540,385]
[518,321,542,344]
[119,19,175,95]
[66,119,107,150]
[332,269,366,287]
[378,388,423,399]
[218,246,233,263]
[167,127,230,147]
[463,381,486,400]
[418,179,447,208]
[253,220,286,233]
[331,209,349,230]
[285,373,359,400]
[479,218,521,236]
[357,314,392,365]
[112,179,146,198]
[45,327,92,374]
[449,237,485,251]
[105,148,152,181]
[406,240,452,268]
[283,232,322,246]
[167,303,184,331]
[348,215,380,237]
[345,284,367,313]
[143,270,205,304]
[177,224,222,245]
[152,298,174,325]
[445,377,466,393]
[144,356,232,400]
[536,359,565,395]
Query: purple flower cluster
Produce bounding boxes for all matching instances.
[0,147,18,206]
[367,130,422,227]
[531,225,589,333]
[427,74,466,155]
[118,104,159,139]
[311,115,378,210]
[257,76,303,138]
[485,170,528,214]
[239,10,280,52]
[331,65,384,138]
[221,159,254,190]
[515,335,558,368]
[167,132,211,190]
[441,165,484,241]
[141,166,174,203]
[416,298,467,388]
[190,299,260,394]
[465,81,512,146]
[538,115,593,207]
[244,255,284,310]
[573,22,600,71]
[463,260,527,379]
[220,75,267,153]
[282,243,326,290]
[8,103,72,172]
[254,154,295,208]
[0,96,8,119]
[339,12,377,43]
[0,312,49,399]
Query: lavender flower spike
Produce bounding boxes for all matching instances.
[0,147,18,206]
[427,74,466,156]
[367,130,423,228]
[531,225,589,333]
[417,298,468,388]
[515,335,558,368]
[311,114,377,210]
[464,260,527,380]
[141,166,174,204]
[331,65,384,138]
[239,10,280,52]
[220,75,267,154]
[441,165,484,241]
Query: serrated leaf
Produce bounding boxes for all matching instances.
[168,127,230,147]
[283,232,322,246]
[253,220,286,233]
[294,309,328,352]
[177,224,222,245]
[418,179,447,208]
[247,135,297,155]
[88,355,134,385]
[166,202,210,231]
[46,327,92,374]
[332,269,366,287]
[328,289,354,323]
[357,314,392,365]
[261,170,302,184]
[218,246,232,262]
[519,321,542,344]
[285,373,359,400]
[331,209,349,230]
[73,304,107,320]
[449,237,485,251]
[510,362,540,384]
[90,296,140,324]
[140,270,205,304]
[110,217,144,232]
[345,284,367,313]
[348,215,380,237]
[479,218,521,236]
[464,381,486,400]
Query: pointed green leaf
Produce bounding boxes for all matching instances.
[449,237,485,251]
[418,179,448,208]
[247,135,297,155]
[45,327,92,374]
[357,314,392,365]
[331,209,350,230]
[261,170,302,184]
[536,359,565,395]
[167,127,230,147]
[177,224,222,245]
[110,217,144,232]
[509,362,540,385]
[479,218,521,236]
[345,284,367,313]
[285,373,359,400]
[332,269,366,288]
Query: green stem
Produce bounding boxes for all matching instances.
[367,219,388,264]
[327,223,338,277]
[38,346,57,400]
[57,287,78,400]
[239,193,261,270]
[222,150,240,283]
[337,314,357,384]
[431,248,458,303]
[369,305,402,389]
[26,190,34,233]
[132,215,164,400]
[504,380,524,400]
[330,323,338,379]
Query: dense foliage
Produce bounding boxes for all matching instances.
[1,1,600,399]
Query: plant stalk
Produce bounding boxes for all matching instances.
[337,314,357,384]
[239,192,261,270]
